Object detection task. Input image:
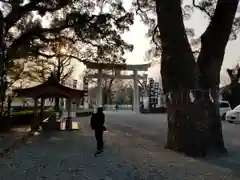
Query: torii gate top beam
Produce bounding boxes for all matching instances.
[84,62,150,71]
[87,74,147,80]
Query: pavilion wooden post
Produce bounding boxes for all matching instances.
[40,97,44,123]
[66,98,72,130]
[67,98,72,119]
[31,97,38,132]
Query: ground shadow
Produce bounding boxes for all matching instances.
[196,143,240,177]
[104,118,240,178]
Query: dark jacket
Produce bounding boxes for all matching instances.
[90,111,105,131]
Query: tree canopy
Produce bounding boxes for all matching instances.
[0,0,136,117]
[133,0,240,59]
[0,0,134,68]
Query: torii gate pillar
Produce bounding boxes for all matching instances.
[84,62,150,112]
[96,69,103,108]
[133,69,140,113]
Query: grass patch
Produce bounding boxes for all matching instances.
[10,107,54,116]
[12,97,25,102]
[10,110,34,116]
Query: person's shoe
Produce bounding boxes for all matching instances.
[94,150,101,156]
[94,150,103,157]
[93,151,99,157]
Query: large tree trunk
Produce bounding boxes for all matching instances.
[155,0,239,156]
[0,12,7,117]
[198,0,239,91]
[156,0,199,156]
[55,67,61,109]
[196,0,239,155]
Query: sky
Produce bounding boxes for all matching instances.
[1,0,239,86]
[66,0,240,85]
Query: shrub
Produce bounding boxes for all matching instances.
[0,116,11,132]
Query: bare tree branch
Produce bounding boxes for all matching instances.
[192,0,212,18]
[152,25,161,49]
[4,0,72,31]
[0,0,10,3]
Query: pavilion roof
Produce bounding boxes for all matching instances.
[13,78,87,99]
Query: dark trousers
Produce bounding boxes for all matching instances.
[95,130,104,151]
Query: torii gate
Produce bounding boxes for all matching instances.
[83,62,150,113]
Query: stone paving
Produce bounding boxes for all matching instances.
[104,125,235,180]
[0,126,142,180]
[0,126,29,156]
[0,114,240,179]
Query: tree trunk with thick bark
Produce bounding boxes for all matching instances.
[196,0,239,155]
[103,87,109,105]
[155,0,239,156]
[0,11,7,117]
[55,68,61,109]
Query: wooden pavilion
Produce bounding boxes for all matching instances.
[13,76,87,131]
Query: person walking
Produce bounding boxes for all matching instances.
[90,107,106,156]
[115,103,118,112]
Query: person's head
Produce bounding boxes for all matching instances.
[97,107,103,113]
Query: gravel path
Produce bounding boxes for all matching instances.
[103,124,235,179]
[0,131,141,180]
[0,127,29,156]
[0,113,239,179]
